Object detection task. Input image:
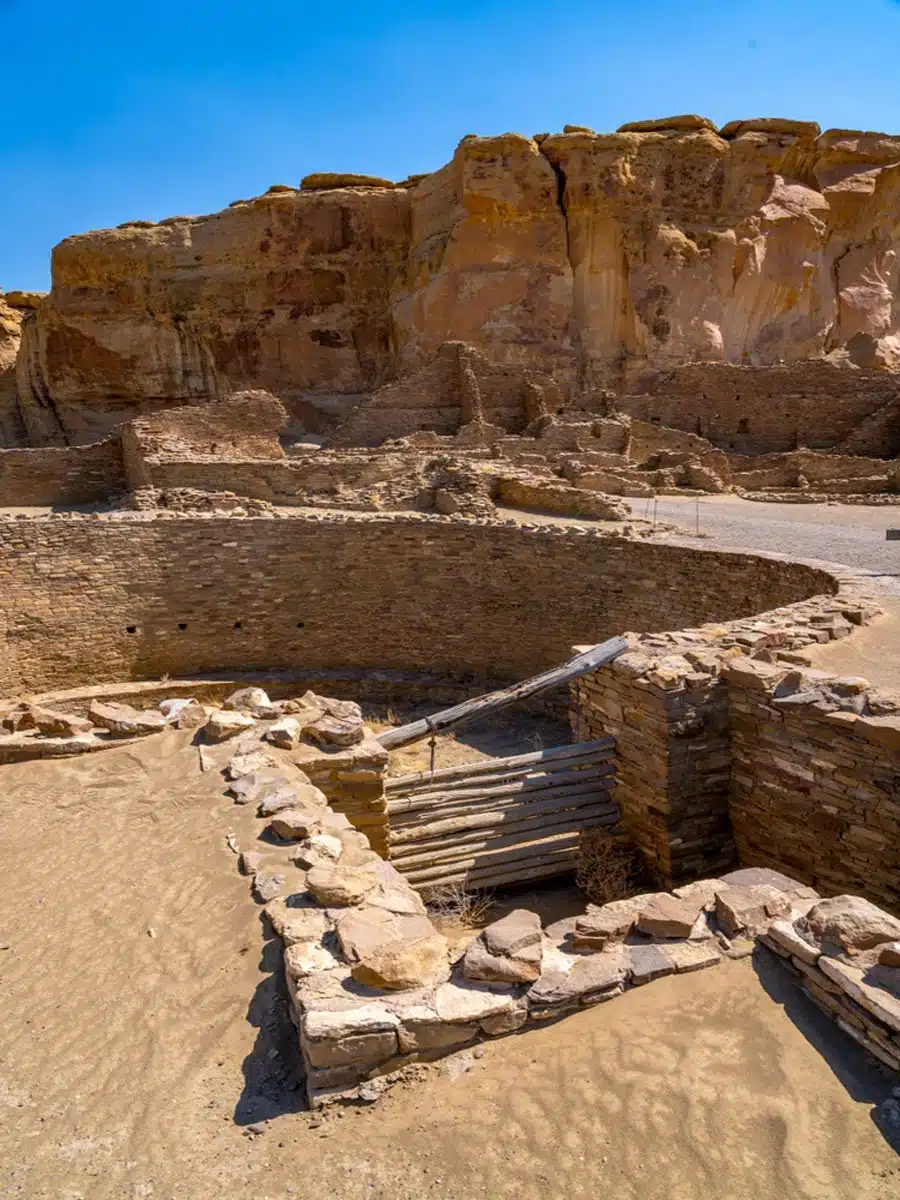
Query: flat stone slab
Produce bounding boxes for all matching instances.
[529,948,628,1007]
[663,941,722,973]
[818,956,900,1032]
[637,894,704,939]
[434,981,516,1024]
[767,919,820,965]
[628,943,676,986]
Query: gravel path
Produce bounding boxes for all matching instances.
[631,495,900,582]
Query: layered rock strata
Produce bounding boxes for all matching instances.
[14,120,900,446]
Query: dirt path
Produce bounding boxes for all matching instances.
[1,733,898,1199]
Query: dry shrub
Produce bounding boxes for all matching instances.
[422,880,495,929]
[576,827,641,906]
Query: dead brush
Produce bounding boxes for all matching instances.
[423,880,495,930]
[576,827,641,906]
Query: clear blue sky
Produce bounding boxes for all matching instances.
[3,0,900,291]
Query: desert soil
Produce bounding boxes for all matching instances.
[2,731,899,1200]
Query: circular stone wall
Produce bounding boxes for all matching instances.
[0,513,838,697]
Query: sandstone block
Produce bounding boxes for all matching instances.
[304,714,366,748]
[818,957,900,1032]
[628,943,676,985]
[306,865,378,907]
[879,943,900,968]
[805,895,900,956]
[265,897,331,946]
[223,687,279,717]
[227,748,279,779]
[463,910,543,985]
[284,940,341,981]
[25,705,93,737]
[293,834,343,869]
[303,1029,399,1070]
[715,885,791,937]
[573,894,656,949]
[663,942,722,973]
[528,948,628,1008]
[203,710,256,741]
[637,894,704,939]
[252,872,285,903]
[269,809,322,841]
[266,716,302,749]
[767,920,820,965]
[434,981,517,1024]
[88,700,166,736]
[398,1014,478,1053]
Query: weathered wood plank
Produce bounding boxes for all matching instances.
[385,737,615,792]
[377,639,627,751]
[386,766,615,816]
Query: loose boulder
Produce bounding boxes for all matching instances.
[223,687,280,717]
[804,895,900,957]
[203,710,256,742]
[637,894,704,939]
[306,865,379,906]
[266,716,302,749]
[303,714,365,748]
[463,909,543,984]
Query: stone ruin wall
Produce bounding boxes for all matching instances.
[8,118,900,457]
[0,513,835,699]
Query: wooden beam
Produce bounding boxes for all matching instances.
[377,638,628,750]
[385,737,615,792]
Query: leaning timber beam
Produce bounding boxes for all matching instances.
[384,737,615,791]
[377,638,628,750]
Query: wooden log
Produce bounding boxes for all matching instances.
[388,787,616,839]
[414,857,577,892]
[388,785,618,844]
[404,841,579,886]
[387,765,615,816]
[403,833,580,881]
[389,808,620,869]
[386,755,613,803]
[385,737,615,791]
[377,638,627,751]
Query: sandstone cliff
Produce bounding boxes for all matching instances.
[15,117,900,445]
[0,296,24,448]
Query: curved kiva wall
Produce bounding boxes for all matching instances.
[0,513,838,697]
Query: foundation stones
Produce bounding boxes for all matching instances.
[335,908,450,990]
[628,943,676,986]
[714,884,792,937]
[572,894,657,948]
[528,947,629,1009]
[252,872,285,903]
[463,909,543,985]
[292,833,344,869]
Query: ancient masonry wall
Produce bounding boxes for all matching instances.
[622,363,900,456]
[0,439,125,506]
[0,513,835,697]
[570,566,885,890]
[726,659,900,914]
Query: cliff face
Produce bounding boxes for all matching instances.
[16,117,900,444]
[0,296,24,448]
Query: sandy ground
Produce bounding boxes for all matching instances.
[2,732,899,1200]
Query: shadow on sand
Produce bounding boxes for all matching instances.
[233,915,306,1125]
[753,945,900,1155]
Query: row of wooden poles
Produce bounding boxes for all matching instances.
[385,738,618,890]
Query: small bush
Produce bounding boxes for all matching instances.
[423,880,495,929]
[576,828,641,906]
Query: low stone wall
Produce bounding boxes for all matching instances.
[726,659,900,913]
[0,438,125,506]
[0,512,839,698]
[570,567,884,889]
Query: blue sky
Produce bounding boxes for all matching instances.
[3,0,900,291]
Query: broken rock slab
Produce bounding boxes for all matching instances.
[463,909,543,985]
[306,865,379,907]
[223,687,280,718]
[804,895,900,958]
[226,748,280,780]
[23,705,93,737]
[528,947,629,1009]
[266,716,302,750]
[204,710,256,742]
[269,809,323,841]
[293,834,344,869]
[715,884,792,937]
[573,894,658,949]
[636,894,705,939]
[335,907,450,990]
[303,714,365,748]
[88,700,166,737]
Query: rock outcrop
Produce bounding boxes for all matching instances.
[0,295,24,447]
[14,119,900,446]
